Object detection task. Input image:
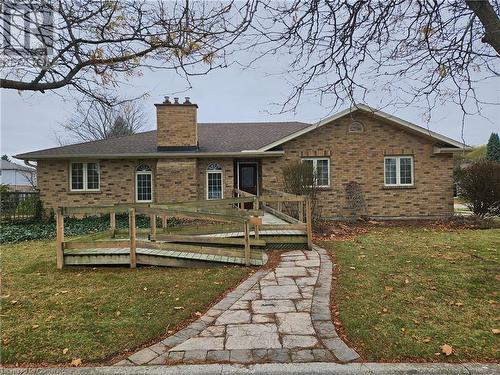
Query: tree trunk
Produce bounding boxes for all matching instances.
[466,0,500,55]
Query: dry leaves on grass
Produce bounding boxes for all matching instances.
[441,344,453,356]
[70,358,82,366]
[62,348,69,355]
[492,329,500,334]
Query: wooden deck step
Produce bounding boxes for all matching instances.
[63,247,265,266]
[199,229,306,238]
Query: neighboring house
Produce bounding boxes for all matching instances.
[0,159,36,191]
[15,99,467,219]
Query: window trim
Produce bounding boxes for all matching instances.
[206,164,224,200]
[301,158,331,187]
[69,162,100,192]
[384,156,414,187]
[135,165,153,203]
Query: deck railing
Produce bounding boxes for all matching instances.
[56,190,312,270]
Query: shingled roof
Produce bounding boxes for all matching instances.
[15,121,311,159]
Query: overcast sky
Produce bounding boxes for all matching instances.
[1,54,499,160]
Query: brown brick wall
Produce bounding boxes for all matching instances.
[197,159,235,200]
[156,158,198,203]
[155,104,197,148]
[37,159,157,213]
[261,113,454,219]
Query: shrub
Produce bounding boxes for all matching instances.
[0,214,189,244]
[282,160,319,219]
[456,160,500,217]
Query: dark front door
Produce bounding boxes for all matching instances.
[238,163,258,196]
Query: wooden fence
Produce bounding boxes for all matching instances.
[0,191,41,223]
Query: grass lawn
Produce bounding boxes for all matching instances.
[1,239,252,365]
[322,227,499,362]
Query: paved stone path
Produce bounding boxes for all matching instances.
[117,245,359,366]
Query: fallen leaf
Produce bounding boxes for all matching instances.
[0,294,10,299]
[441,344,453,356]
[174,306,184,310]
[143,287,148,291]
[405,278,410,284]
[492,329,500,334]
[115,311,121,317]
[63,348,69,355]
[10,300,18,305]
[455,302,464,307]
[423,337,431,343]
[349,266,356,270]
[412,319,420,325]
[70,358,82,367]
[487,300,497,305]
[194,311,202,317]
[31,324,39,330]
[45,315,54,322]
[430,286,437,291]
[385,286,394,292]
[2,337,10,346]
[382,308,388,313]
[60,290,68,294]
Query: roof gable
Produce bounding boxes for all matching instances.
[255,104,468,151]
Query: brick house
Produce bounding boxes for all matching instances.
[15,98,466,219]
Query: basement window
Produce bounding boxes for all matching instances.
[70,162,100,191]
[206,163,223,200]
[384,156,414,186]
[136,164,153,202]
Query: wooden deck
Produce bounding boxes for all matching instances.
[57,191,312,269]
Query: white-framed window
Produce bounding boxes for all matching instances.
[384,156,414,186]
[206,163,223,200]
[136,164,153,202]
[70,162,100,191]
[302,158,330,187]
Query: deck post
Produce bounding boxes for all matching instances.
[253,198,260,239]
[129,208,137,268]
[298,201,304,222]
[162,215,168,231]
[110,211,116,238]
[305,198,313,250]
[56,208,64,269]
[150,214,157,241]
[244,221,251,266]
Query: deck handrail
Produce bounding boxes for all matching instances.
[55,190,312,270]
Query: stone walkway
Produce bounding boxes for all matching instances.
[117,245,359,366]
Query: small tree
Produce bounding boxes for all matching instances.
[58,99,145,143]
[456,160,500,217]
[486,133,500,162]
[282,160,319,219]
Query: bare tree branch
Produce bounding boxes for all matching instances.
[57,98,146,143]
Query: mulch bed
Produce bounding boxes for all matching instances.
[313,215,499,242]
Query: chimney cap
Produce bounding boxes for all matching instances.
[155,97,198,107]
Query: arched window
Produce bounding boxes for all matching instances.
[206,163,223,200]
[136,164,153,202]
[348,121,365,133]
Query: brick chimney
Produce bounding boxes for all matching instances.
[155,96,198,151]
